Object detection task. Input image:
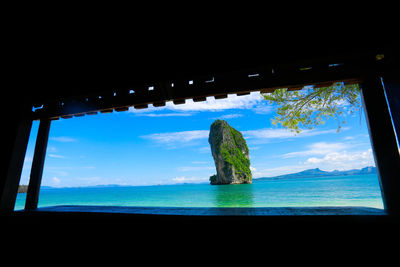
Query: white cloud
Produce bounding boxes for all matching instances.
[166,92,263,111]
[212,113,244,120]
[177,166,215,172]
[253,105,274,114]
[191,161,210,164]
[343,134,369,141]
[243,128,340,141]
[73,176,102,186]
[172,177,187,182]
[52,177,61,185]
[129,91,269,113]
[270,140,376,173]
[198,146,211,153]
[171,176,209,183]
[47,146,58,152]
[83,166,96,170]
[282,142,349,158]
[244,128,296,139]
[45,166,70,176]
[135,113,192,117]
[252,165,310,178]
[24,156,33,164]
[48,154,66,159]
[252,142,375,177]
[141,130,209,144]
[142,127,343,147]
[50,136,77,142]
[304,149,374,170]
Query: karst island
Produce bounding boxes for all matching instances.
[208,120,252,185]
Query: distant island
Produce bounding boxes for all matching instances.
[16,167,377,191]
[18,185,28,193]
[255,166,377,181]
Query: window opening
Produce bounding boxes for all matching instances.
[32,104,44,112]
[205,77,215,83]
[31,85,384,211]
[14,121,40,210]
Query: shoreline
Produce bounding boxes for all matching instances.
[17,185,28,193]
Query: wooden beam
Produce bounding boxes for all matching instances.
[153,101,166,107]
[25,119,51,211]
[361,77,400,216]
[134,104,149,109]
[30,59,370,120]
[193,97,207,102]
[0,119,32,213]
[173,99,185,105]
[214,94,228,99]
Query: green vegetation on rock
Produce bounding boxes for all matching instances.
[209,174,218,184]
[209,120,252,185]
[220,141,251,180]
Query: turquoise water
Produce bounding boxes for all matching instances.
[14,174,384,210]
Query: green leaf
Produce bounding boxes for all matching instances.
[261,84,361,133]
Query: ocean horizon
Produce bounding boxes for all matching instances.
[15,173,384,210]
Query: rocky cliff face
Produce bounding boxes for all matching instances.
[208,120,252,185]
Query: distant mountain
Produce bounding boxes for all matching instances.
[255,166,377,181]
[87,184,125,188]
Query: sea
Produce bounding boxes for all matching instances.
[14,174,384,210]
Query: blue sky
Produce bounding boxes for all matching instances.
[21,90,375,187]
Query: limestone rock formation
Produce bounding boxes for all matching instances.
[208,120,252,185]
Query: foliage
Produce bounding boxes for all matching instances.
[209,120,252,182]
[220,143,251,180]
[209,174,218,184]
[262,83,361,133]
[219,124,251,180]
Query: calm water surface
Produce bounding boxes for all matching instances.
[15,174,384,210]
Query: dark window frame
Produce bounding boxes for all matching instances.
[1,53,399,219]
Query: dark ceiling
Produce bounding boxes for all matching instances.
[8,24,396,109]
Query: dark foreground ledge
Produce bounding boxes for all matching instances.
[26,205,386,216]
[7,206,398,241]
